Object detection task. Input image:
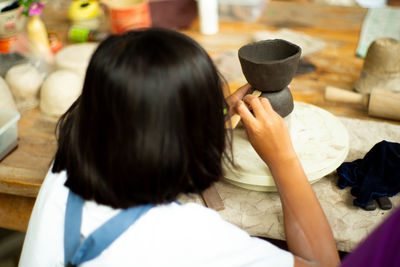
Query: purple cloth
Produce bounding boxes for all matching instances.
[340,207,400,266]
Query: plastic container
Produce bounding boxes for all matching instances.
[218,0,268,22]
[0,109,20,161]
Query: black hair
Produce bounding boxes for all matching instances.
[52,28,231,209]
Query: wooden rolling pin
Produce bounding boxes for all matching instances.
[325,86,400,121]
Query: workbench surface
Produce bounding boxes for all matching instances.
[0,1,399,252]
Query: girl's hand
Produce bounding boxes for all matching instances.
[225,84,251,117]
[237,94,340,267]
[235,95,297,168]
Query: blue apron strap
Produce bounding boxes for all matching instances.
[64,191,84,264]
[64,191,152,266]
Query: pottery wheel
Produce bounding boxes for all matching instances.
[223,102,349,192]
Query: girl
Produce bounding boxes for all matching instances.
[19,28,339,267]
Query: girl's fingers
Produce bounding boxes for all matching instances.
[226,84,251,116]
[243,95,265,118]
[235,100,256,126]
[226,84,251,105]
[259,97,274,113]
[234,83,251,99]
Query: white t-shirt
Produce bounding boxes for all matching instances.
[19,169,293,267]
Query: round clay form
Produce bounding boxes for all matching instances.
[55,43,98,79]
[238,39,301,92]
[5,64,43,110]
[0,76,17,111]
[40,70,82,117]
[252,86,294,118]
[354,38,400,94]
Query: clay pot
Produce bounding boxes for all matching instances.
[238,39,301,92]
[354,38,400,94]
[250,86,294,118]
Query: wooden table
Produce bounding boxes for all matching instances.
[0,1,397,236]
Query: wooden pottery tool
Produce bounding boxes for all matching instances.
[225,89,262,129]
[201,184,225,211]
[325,86,400,121]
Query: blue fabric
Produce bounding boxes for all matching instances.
[64,191,153,266]
[337,140,400,207]
[64,191,84,264]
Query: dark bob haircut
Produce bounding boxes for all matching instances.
[52,28,231,209]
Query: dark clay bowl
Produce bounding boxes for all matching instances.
[250,86,294,118]
[239,39,302,92]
